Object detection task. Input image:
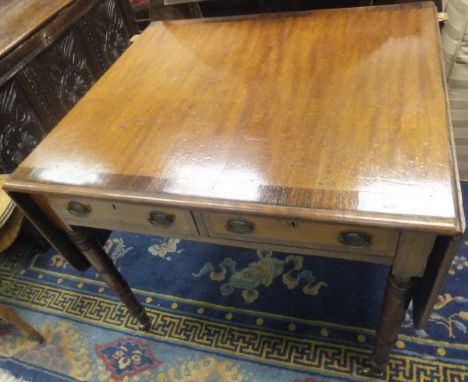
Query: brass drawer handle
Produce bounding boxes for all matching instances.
[226,218,255,234]
[67,201,91,217]
[339,231,371,248]
[149,210,175,227]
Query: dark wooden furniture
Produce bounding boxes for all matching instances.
[4,3,464,377]
[0,0,137,174]
[146,0,443,20]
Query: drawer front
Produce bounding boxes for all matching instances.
[201,212,398,256]
[47,196,198,237]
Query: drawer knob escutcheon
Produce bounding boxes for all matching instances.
[226,218,255,234]
[286,220,298,229]
[339,231,371,248]
[149,210,175,227]
[67,201,91,217]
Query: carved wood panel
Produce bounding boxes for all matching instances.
[0,80,47,173]
[0,0,134,174]
[20,28,98,122]
[79,0,131,72]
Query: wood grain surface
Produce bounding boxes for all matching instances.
[0,0,75,58]
[202,210,398,256]
[6,3,464,234]
[47,195,199,236]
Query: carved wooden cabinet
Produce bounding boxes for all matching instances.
[0,0,136,173]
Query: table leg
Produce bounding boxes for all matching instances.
[357,273,416,377]
[0,305,45,343]
[67,228,152,331]
[8,192,90,271]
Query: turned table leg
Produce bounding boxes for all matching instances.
[0,305,45,343]
[8,192,91,271]
[68,228,152,331]
[358,273,416,377]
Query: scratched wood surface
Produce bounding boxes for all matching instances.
[6,3,464,234]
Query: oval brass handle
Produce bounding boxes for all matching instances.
[226,218,255,234]
[339,231,371,248]
[149,210,175,227]
[67,201,91,217]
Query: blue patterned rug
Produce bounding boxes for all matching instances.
[1,188,468,381]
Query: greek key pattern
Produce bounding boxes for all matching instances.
[0,277,466,381]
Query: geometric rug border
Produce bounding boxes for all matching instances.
[1,277,467,382]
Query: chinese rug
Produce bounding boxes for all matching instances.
[0,187,467,381]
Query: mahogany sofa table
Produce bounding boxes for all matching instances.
[4,2,465,376]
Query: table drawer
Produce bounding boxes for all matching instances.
[47,196,198,237]
[201,212,398,256]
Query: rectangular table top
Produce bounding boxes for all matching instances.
[7,2,465,234]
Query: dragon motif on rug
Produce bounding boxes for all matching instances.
[193,250,327,303]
